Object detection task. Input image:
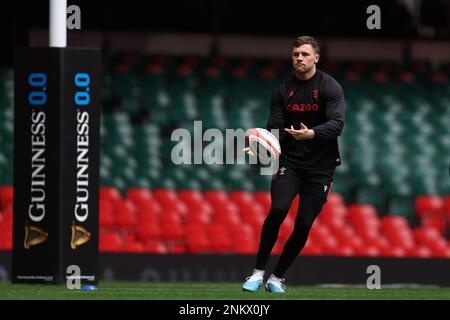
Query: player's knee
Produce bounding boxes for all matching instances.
[269,202,291,216]
[295,216,316,231]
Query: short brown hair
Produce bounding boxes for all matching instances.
[293,36,320,54]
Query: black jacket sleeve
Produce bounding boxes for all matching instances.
[266,86,286,143]
[312,80,345,140]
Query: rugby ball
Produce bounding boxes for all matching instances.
[246,128,281,161]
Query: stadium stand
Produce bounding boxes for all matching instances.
[0,55,449,257]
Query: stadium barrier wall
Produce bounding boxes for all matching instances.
[1,251,449,286]
[29,29,450,65]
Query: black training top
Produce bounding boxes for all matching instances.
[266,69,345,170]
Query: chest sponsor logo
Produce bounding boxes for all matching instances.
[286,103,319,112]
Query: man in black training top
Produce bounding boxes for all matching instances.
[242,36,346,293]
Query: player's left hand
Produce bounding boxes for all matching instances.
[284,123,315,140]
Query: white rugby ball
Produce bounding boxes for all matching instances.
[246,128,281,161]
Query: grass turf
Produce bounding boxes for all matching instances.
[0,282,450,300]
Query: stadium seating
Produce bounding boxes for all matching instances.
[99,188,450,257]
[1,183,450,257]
[0,55,449,257]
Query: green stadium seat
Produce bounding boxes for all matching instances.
[355,187,385,213]
[387,196,416,223]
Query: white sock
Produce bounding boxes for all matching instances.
[268,274,281,282]
[253,268,265,277]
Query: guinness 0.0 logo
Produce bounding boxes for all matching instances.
[24,223,48,249]
[72,73,91,250]
[70,223,91,250]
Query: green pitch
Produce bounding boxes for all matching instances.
[0,282,449,300]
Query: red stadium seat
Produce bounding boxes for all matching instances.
[0,206,13,249]
[146,242,168,254]
[288,195,299,217]
[254,191,271,212]
[229,191,255,208]
[136,200,162,221]
[0,234,5,250]
[380,246,407,258]
[444,196,450,218]
[385,229,415,250]
[127,188,153,200]
[137,210,160,227]
[208,224,232,253]
[406,246,433,258]
[230,223,258,254]
[99,199,114,227]
[353,223,381,244]
[381,216,410,231]
[178,190,204,208]
[234,242,258,254]
[0,218,12,249]
[153,189,179,206]
[186,209,212,225]
[368,236,390,252]
[414,227,443,245]
[415,195,444,217]
[421,214,446,234]
[215,208,241,227]
[429,245,450,258]
[99,232,123,252]
[126,188,153,207]
[349,204,378,220]
[169,243,187,254]
[6,230,12,250]
[413,227,449,257]
[114,200,138,228]
[0,185,13,210]
[330,245,355,257]
[351,61,369,72]
[348,205,381,237]
[354,245,380,257]
[100,187,122,206]
[323,220,364,250]
[329,224,359,247]
[320,204,348,226]
[212,201,238,215]
[271,242,283,255]
[327,192,345,207]
[234,241,258,255]
[381,216,415,250]
[398,71,415,83]
[318,237,339,254]
[309,223,328,242]
[229,222,254,238]
[203,190,228,207]
[278,216,294,242]
[1,206,13,226]
[188,202,213,218]
[355,229,379,246]
[122,241,145,253]
[243,210,265,233]
[238,202,265,221]
[301,239,323,256]
[138,221,161,241]
[347,237,365,251]
[186,228,210,253]
[170,201,189,217]
[309,223,339,253]
[160,212,185,241]
[322,216,346,230]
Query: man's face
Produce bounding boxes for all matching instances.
[292,44,319,73]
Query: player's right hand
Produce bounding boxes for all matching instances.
[243,147,255,157]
